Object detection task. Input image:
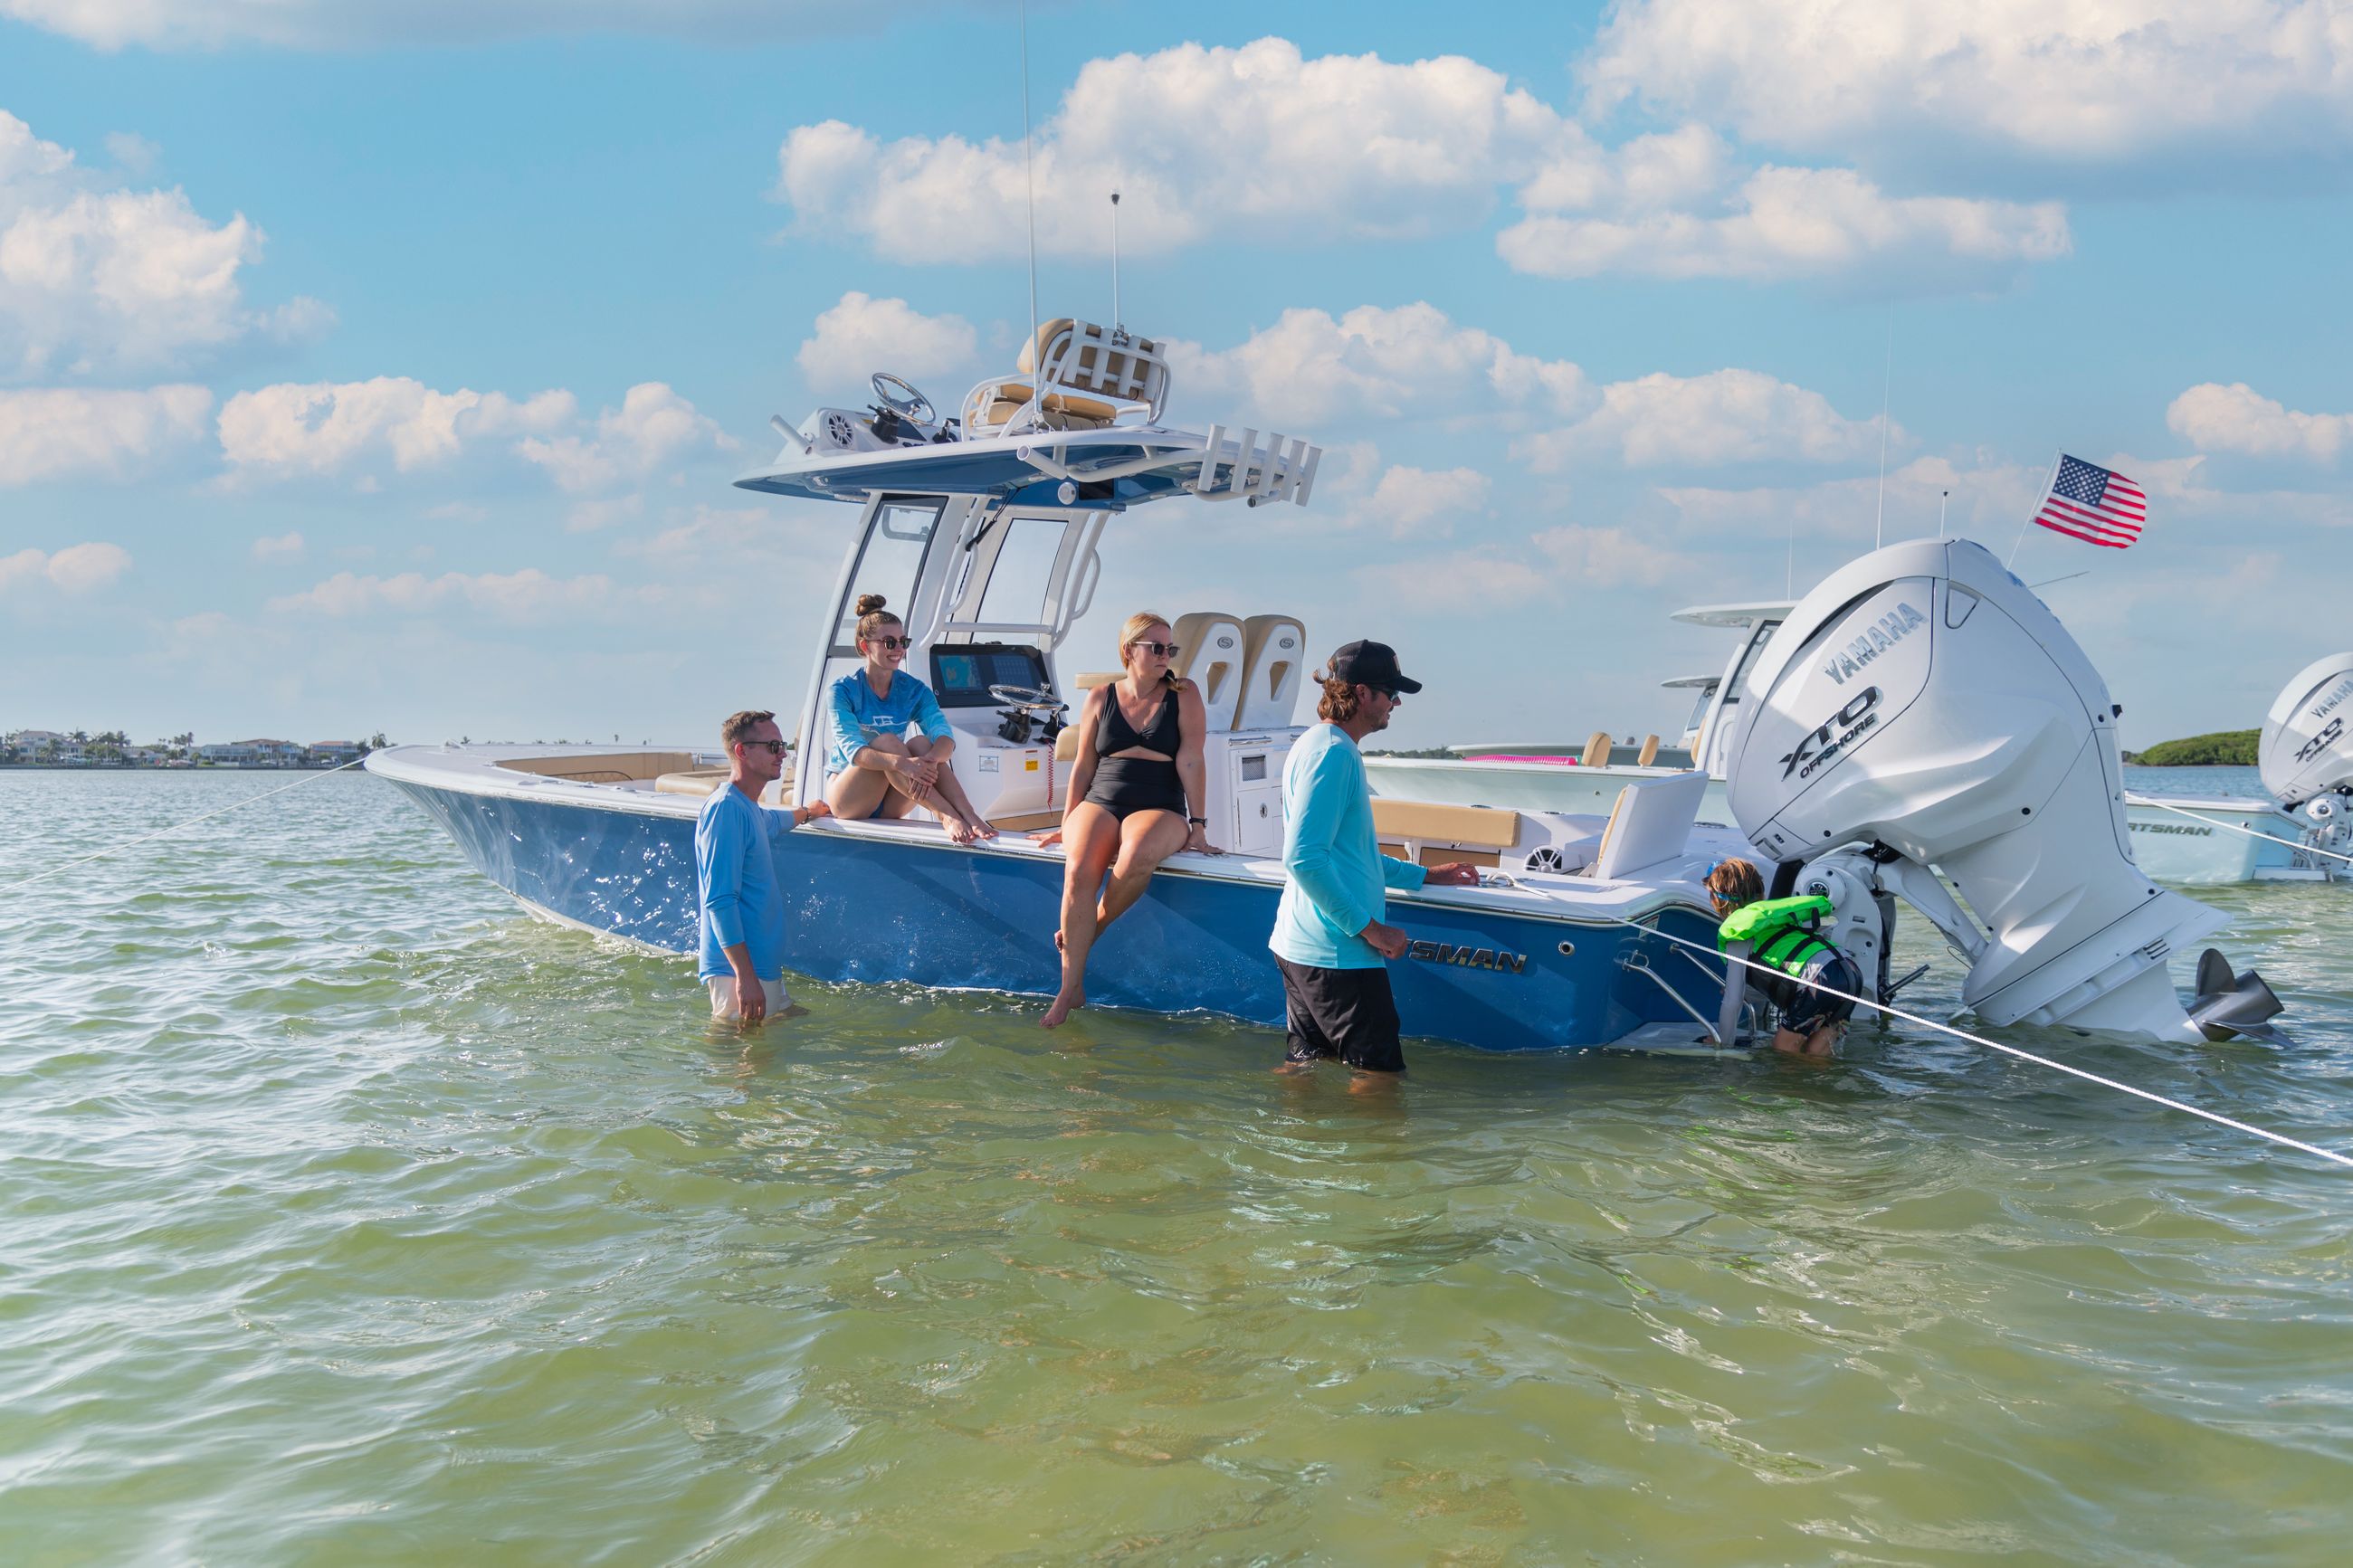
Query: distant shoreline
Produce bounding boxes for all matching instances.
[0,763,369,773]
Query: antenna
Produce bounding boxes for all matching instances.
[1938,489,1948,539]
[1872,305,1893,549]
[1017,0,1039,373]
[1110,191,1121,331]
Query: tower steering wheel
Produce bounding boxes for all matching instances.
[871,373,936,427]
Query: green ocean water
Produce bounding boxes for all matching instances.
[2,767,2348,1565]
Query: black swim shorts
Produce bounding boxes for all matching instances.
[1779,950,1862,1037]
[1276,956,1405,1073]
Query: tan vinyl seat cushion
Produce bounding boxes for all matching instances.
[1015,319,1075,375]
[1015,317,1162,409]
[653,769,729,797]
[1368,798,1522,851]
[497,750,693,783]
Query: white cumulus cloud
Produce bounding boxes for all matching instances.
[1171,302,1591,431]
[1581,0,2353,175]
[776,38,1572,261]
[269,566,616,621]
[0,539,132,594]
[2167,382,2349,464]
[217,376,576,480]
[1358,465,1491,537]
[0,384,210,484]
[0,109,326,379]
[0,0,844,49]
[796,291,976,391]
[775,37,2080,291]
[1499,165,2069,285]
[251,530,305,561]
[515,381,737,495]
[1515,368,1892,470]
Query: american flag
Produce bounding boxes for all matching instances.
[2034,454,2146,549]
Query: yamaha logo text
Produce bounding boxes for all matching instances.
[1822,601,1927,686]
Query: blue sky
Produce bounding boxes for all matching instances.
[4,1,2348,749]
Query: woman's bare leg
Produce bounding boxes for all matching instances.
[903,737,988,846]
[824,741,897,821]
[912,738,996,842]
[1043,802,1120,1029]
[1095,809,1188,936]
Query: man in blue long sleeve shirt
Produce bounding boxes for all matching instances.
[1271,641,1477,1077]
[697,709,828,1026]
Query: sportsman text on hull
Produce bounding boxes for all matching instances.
[1720,537,2262,1043]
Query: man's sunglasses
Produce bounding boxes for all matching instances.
[866,635,913,651]
[1133,641,1182,658]
[738,739,788,755]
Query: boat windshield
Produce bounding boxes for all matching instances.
[1704,619,1783,767]
[834,499,943,651]
[1683,684,1717,736]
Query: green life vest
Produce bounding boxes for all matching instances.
[1717,894,1835,977]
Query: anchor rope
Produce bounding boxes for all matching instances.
[4,759,366,894]
[2123,793,2353,869]
[1605,914,2350,1170]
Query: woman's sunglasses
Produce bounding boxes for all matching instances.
[867,635,912,651]
[1132,641,1182,659]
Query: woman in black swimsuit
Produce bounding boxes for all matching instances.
[1040,611,1215,1028]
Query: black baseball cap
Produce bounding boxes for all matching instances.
[1329,640,1422,695]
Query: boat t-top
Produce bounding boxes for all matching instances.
[369,313,2287,1050]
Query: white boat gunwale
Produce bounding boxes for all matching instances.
[371,741,1711,931]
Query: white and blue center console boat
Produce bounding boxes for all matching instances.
[372,318,2283,1049]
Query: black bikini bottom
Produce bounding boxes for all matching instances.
[1082,756,1186,822]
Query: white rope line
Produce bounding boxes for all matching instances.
[5,759,366,893]
[2124,792,2353,869]
[1618,916,2351,1170]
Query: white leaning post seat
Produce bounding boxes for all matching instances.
[1235,614,1306,729]
[1170,612,1246,729]
[960,318,1169,436]
[1592,771,1709,880]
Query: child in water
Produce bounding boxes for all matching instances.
[1704,858,1866,1058]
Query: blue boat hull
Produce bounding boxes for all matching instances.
[386,777,1723,1051]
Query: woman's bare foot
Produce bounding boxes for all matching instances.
[944,814,980,845]
[1041,986,1083,1028]
[972,819,1000,840]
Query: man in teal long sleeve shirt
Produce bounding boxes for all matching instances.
[1271,641,1476,1077]
[697,709,828,1026]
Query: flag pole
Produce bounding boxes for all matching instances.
[2008,451,2064,569]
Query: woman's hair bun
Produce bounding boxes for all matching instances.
[854,593,888,617]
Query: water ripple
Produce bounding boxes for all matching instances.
[1,769,2348,1563]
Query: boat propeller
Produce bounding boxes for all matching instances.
[2187,948,2291,1044]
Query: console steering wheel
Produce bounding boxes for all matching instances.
[987,684,1062,713]
[871,373,936,426]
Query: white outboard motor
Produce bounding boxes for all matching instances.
[1723,538,2231,1042]
[2260,652,2353,809]
[2261,652,2353,880]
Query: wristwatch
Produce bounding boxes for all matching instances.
[1187,816,1207,826]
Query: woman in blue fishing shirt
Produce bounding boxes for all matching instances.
[823,594,996,844]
